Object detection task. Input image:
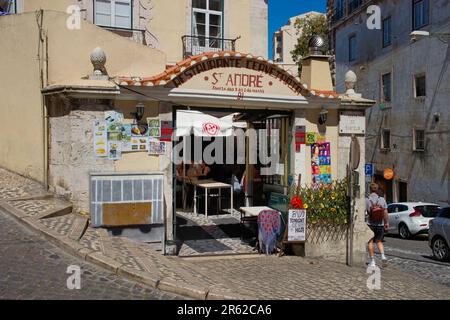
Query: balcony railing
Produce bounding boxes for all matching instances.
[182,35,238,58]
[329,0,372,25]
[99,26,147,46]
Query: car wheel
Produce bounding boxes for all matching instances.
[432,237,450,262]
[398,223,411,239]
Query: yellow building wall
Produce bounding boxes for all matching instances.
[0,13,45,182]
[22,0,75,12]
[0,11,167,183]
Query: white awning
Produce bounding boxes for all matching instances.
[176,110,246,137]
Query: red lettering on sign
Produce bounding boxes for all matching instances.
[224,74,264,88]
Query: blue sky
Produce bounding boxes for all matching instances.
[268,0,327,58]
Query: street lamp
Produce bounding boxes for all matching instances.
[410,30,450,43]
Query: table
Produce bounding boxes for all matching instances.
[189,180,233,218]
[239,206,273,218]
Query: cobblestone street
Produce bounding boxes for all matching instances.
[0,209,183,300]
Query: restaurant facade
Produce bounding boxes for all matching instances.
[0,4,375,265]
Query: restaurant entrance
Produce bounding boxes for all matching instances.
[172,106,292,257]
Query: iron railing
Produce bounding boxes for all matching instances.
[182,35,239,58]
[329,0,372,25]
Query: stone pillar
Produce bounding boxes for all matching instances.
[158,102,175,251]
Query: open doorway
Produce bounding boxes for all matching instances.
[173,107,291,257]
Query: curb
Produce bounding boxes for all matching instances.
[0,199,249,300]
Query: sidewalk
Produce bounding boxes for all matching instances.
[1,168,449,300]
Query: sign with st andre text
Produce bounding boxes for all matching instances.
[288,210,307,242]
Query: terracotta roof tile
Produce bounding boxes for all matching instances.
[117,51,339,100]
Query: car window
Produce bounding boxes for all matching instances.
[421,205,441,218]
[397,205,408,212]
[388,205,397,213]
[438,208,450,219]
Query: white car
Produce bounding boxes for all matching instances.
[386,202,441,239]
[429,206,450,262]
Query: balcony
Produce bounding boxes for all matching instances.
[99,26,147,46]
[329,0,372,26]
[182,35,238,58]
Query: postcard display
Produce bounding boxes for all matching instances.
[307,132,332,184]
[93,112,171,160]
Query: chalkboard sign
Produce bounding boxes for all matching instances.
[286,209,307,242]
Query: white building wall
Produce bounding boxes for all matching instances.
[333,0,450,205]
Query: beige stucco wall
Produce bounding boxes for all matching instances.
[0,13,45,182]
[0,11,166,184]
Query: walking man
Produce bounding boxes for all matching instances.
[366,183,389,267]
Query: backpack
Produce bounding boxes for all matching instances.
[369,197,385,223]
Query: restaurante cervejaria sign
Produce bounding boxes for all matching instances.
[171,57,305,94]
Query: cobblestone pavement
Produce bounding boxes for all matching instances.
[0,209,184,300]
[1,168,450,300]
[382,235,450,287]
[177,211,257,256]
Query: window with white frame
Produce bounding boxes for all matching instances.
[381,129,391,150]
[0,0,16,14]
[192,0,223,52]
[95,0,132,29]
[413,128,425,151]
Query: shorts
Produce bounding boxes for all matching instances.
[369,225,385,242]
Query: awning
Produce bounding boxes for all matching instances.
[176,110,246,137]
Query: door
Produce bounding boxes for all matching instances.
[398,181,408,202]
[387,204,400,232]
[440,208,450,244]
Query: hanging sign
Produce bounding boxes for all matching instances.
[160,121,174,142]
[306,132,317,145]
[383,168,394,180]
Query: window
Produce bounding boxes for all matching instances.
[336,0,345,20]
[413,128,425,151]
[192,0,223,51]
[413,0,429,30]
[349,35,357,62]
[415,74,426,97]
[382,17,392,47]
[94,0,132,29]
[382,73,392,102]
[381,129,390,150]
[438,208,450,219]
[0,0,16,14]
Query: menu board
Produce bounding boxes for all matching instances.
[287,209,307,242]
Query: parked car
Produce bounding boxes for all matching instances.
[386,202,441,239]
[429,206,450,262]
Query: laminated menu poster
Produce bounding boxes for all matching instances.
[120,124,132,152]
[148,138,166,155]
[130,136,148,152]
[147,118,161,138]
[93,120,108,158]
[108,141,122,160]
[311,142,332,184]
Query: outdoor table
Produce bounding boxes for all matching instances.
[186,179,233,218]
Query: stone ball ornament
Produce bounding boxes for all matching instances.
[345,70,357,91]
[308,35,326,55]
[90,47,107,75]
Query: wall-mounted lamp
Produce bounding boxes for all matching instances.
[131,102,145,122]
[318,108,328,125]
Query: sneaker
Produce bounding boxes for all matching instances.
[381,259,388,268]
[368,260,376,268]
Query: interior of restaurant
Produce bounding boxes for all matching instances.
[173,107,292,256]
